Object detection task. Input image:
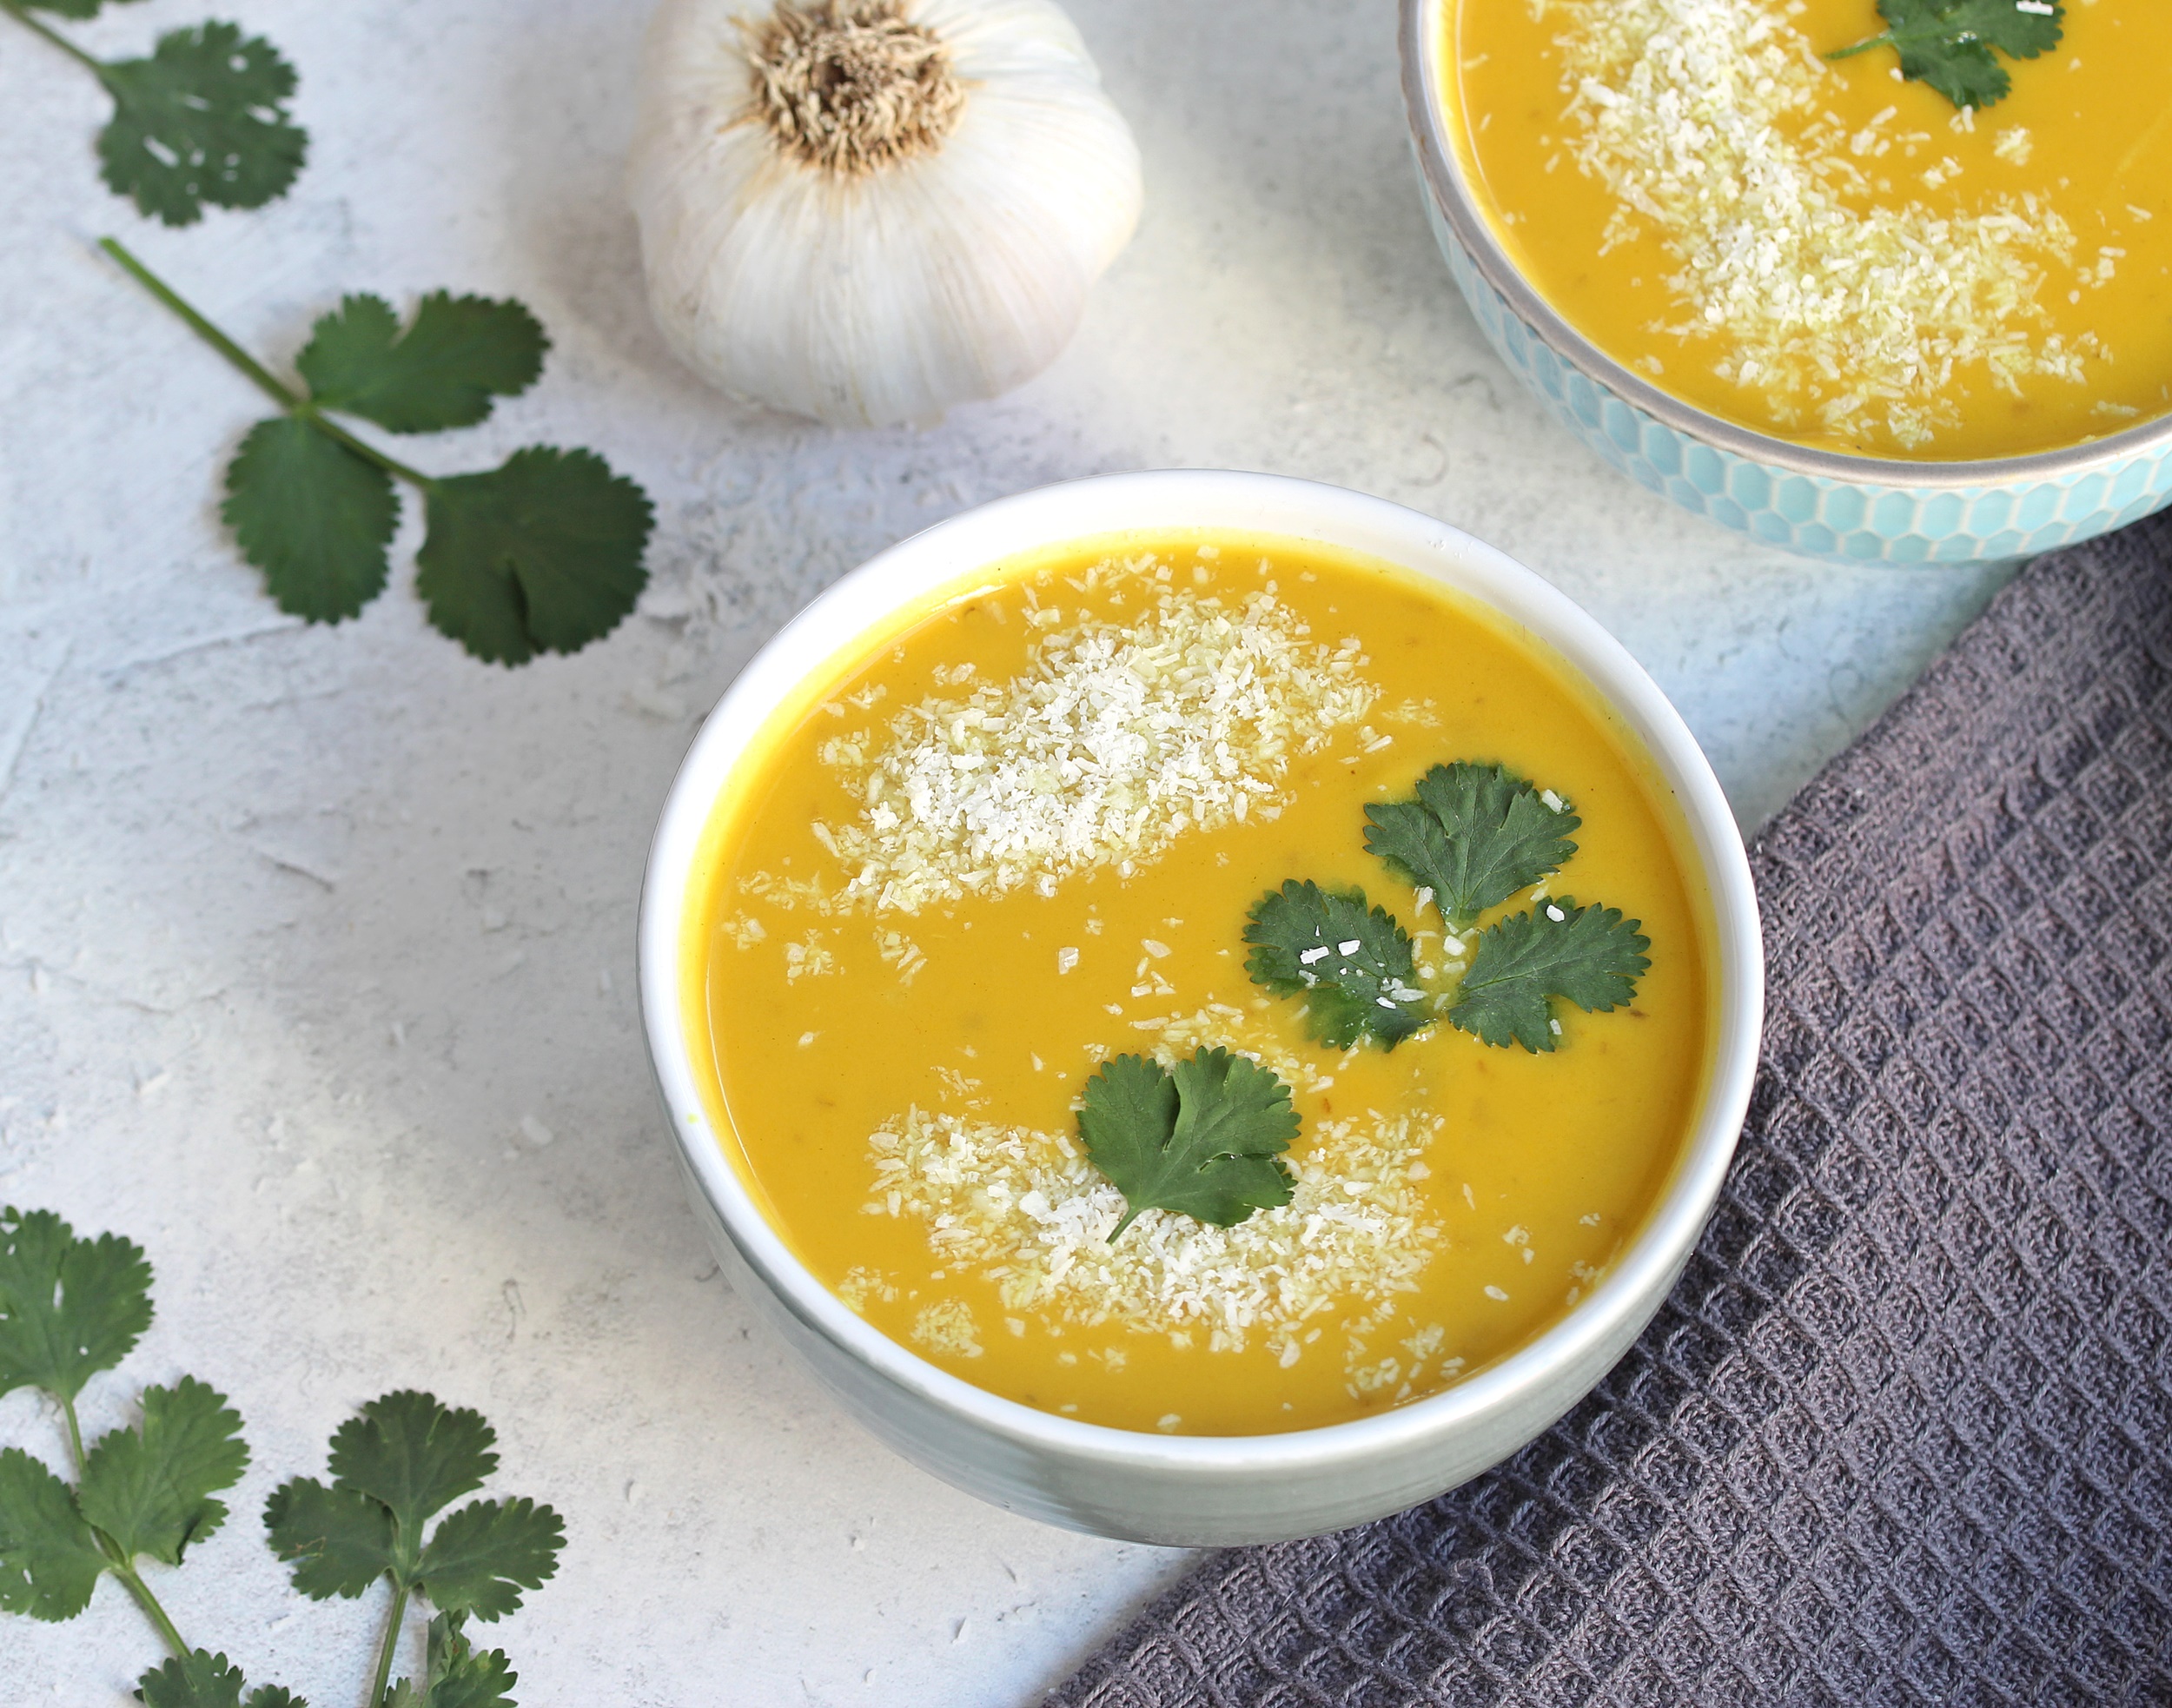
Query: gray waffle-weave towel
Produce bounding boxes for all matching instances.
[1046,513,2172,1707]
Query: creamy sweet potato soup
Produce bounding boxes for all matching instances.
[684,535,1717,1434]
[1448,0,2172,459]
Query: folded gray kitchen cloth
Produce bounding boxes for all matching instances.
[1046,511,2172,1707]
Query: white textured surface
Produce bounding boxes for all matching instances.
[0,1,2010,1704]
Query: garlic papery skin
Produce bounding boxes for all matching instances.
[630,0,1143,429]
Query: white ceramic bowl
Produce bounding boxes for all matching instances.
[638,471,1765,1546]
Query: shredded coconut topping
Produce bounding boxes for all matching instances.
[1555,0,2089,448]
[909,1297,981,1358]
[867,1081,1440,1357]
[791,561,1376,914]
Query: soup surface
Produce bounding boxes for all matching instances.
[1448,0,2172,459]
[685,534,1716,1433]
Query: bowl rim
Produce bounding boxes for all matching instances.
[638,468,1765,1476]
[1397,0,2172,488]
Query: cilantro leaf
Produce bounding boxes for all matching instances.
[134,1649,305,1708]
[1243,879,1431,1049]
[1364,762,1579,930]
[96,23,307,227]
[427,1648,516,1708]
[0,1206,153,1403]
[262,1478,396,1599]
[222,419,398,623]
[1929,0,2064,56]
[1080,1049,1298,1241]
[1828,0,2062,109]
[0,1446,109,1620]
[416,447,653,665]
[327,1391,497,1542]
[136,1650,247,1708]
[414,1496,564,1621]
[1076,1055,1176,1216]
[1447,897,1651,1053]
[297,295,549,435]
[77,1377,248,1566]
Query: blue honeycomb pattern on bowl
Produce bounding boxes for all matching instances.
[1420,190,2172,566]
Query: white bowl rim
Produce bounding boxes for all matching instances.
[638,468,1765,1477]
[1397,0,2172,487]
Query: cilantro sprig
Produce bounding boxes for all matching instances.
[267,1392,563,1706]
[1244,759,1651,1056]
[1079,1049,1299,1242]
[1826,0,2063,110]
[3,2,306,226]
[0,1208,281,1697]
[0,1208,563,1706]
[102,239,652,665]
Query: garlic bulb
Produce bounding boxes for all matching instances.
[629,0,1143,428]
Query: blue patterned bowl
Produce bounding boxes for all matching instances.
[1398,0,2172,566]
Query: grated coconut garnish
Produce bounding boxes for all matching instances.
[1553,0,2096,448]
[769,559,1377,915]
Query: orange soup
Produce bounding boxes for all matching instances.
[1448,0,2172,459]
[684,536,1718,1433]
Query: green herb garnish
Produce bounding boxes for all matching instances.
[1242,879,1432,1050]
[0,1207,562,1705]
[75,1376,250,1582]
[266,1390,564,1697]
[0,1215,244,1634]
[1363,761,1579,931]
[0,1444,112,1619]
[0,1208,280,1692]
[0,1204,152,1408]
[3,3,306,225]
[1826,0,2063,111]
[1079,1049,1299,1242]
[102,239,653,665]
[1448,898,1651,1053]
[1242,761,1648,1055]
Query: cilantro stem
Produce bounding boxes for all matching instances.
[1824,30,1894,60]
[1,0,105,75]
[59,1393,89,1478]
[294,406,438,492]
[97,236,440,492]
[58,1393,195,1660]
[371,1581,413,1708]
[111,1561,191,1658]
[99,236,302,413]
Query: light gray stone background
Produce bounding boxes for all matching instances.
[0,1,2012,1703]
